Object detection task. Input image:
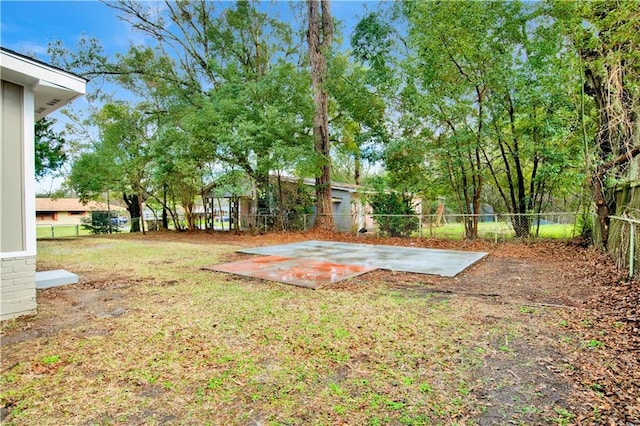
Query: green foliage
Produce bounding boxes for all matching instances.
[585,339,605,350]
[81,211,120,235]
[50,0,635,237]
[40,355,61,365]
[34,118,66,179]
[552,406,576,425]
[69,101,153,232]
[576,210,594,240]
[68,152,112,203]
[327,54,388,175]
[383,138,430,195]
[275,179,314,231]
[351,11,397,91]
[368,190,419,238]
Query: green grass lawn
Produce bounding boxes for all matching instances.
[419,221,579,240]
[36,224,87,238]
[36,225,129,239]
[0,235,581,424]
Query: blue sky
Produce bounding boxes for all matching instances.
[2,2,123,58]
[1,1,378,61]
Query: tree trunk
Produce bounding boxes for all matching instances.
[138,192,146,235]
[307,0,334,231]
[184,203,195,231]
[123,193,141,232]
[581,46,640,247]
[162,184,168,230]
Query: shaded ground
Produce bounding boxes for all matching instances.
[1,230,639,425]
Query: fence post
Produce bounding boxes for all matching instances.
[76,224,79,236]
[51,224,54,238]
[630,221,635,279]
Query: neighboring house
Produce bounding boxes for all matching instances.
[296,177,366,233]
[270,176,424,233]
[1,47,87,320]
[35,198,128,225]
[202,175,380,233]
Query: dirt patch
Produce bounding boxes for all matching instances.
[474,337,572,425]
[1,278,143,345]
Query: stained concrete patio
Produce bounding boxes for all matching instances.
[203,255,376,289]
[239,240,488,277]
[206,240,488,289]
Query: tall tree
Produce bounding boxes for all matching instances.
[108,1,310,219]
[400,0,499,239]
[327,54,388,186]
[307,0,334,230]
[352,2,584,239]
[34,118,67,180]
[551,1,640,246]
[70,102,153,233]
[478,3,581,237]
[52,1,313,229]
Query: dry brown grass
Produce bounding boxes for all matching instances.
[0,232,624,424]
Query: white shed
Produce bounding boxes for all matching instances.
[1,47,86,320]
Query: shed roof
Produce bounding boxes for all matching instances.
[36,198,126,212]
[271,175,363,193]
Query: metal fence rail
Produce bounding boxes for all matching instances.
[36,224,83,238]
[608,216,640,279]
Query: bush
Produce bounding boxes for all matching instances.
[81,211,120,235]
[369,191,419,237]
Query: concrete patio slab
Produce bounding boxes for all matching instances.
[203,255,376,289]
[36,269,79,289]
[239,240,488,277]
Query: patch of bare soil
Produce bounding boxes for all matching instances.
[2,230,638,424]
[1,275,147,346]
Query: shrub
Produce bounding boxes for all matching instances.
[81,211,120,234]
[369,191,419,237]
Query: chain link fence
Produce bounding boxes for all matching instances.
[36,224,85,238]
[608,216,640,279]
[232,211,587,241]
[38,211,640,280]
[38,212,589,242]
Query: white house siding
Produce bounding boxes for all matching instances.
[1,81,26,253]
[1,48,86,320]
[1,80,36,320]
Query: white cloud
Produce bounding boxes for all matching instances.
[13,41,48,58]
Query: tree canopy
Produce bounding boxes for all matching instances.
[34,118,67,180]
[44,0,639,240]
